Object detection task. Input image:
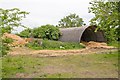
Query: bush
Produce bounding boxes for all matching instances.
[26,39,85,50]
[19,28,32,38]
[0,38,13,57]
[33,24,61,40]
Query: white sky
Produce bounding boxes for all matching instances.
[0,0,95,33]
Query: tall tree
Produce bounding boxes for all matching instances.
[0,8,29,34]
[58,13,85,28]
[0,8,29,56]
[89,1,120,42]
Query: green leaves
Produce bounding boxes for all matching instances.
[0,38,13,57]
[0,8,29,34]
[89,1,119,42]
[18,25,61,40]
[58,13,84,28]
[31,24,61,40]
[0,8,29,57]
[19,28,32,38]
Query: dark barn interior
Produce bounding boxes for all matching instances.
[81,26,106,42]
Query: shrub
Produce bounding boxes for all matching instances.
[33,24,61,40]
[19,28,32,38]
[26,39,85,50]
[0,38,13,57]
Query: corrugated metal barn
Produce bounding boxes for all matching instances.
[59,25,106,43]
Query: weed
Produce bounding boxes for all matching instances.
[26,39,85,50]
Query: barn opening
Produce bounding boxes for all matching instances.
[81,26,106,42]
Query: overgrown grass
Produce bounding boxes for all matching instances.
[107,41,119,48]
[2,51,118,78]
[26,39,85,50]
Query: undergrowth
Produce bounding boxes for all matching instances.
[26,39,85,50]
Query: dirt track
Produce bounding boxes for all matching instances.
[8,47,118,57]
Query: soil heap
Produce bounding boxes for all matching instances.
[81,41,115,49]
[3,33,29,47]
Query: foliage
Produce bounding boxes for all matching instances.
[0,38,13,57]
[19,28,32,38]
[33,24,61,40]
[89,1,120,42]
[0,8,29,34]
[0,8,29,56]
[58,13,85,28]
[26,39,85,50]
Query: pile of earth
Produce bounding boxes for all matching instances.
[81,41,115,49]
[3,33,33,47]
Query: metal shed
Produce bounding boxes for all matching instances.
[59,25,106,43]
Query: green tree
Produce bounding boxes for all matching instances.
[89,1,120,42]
[33,24,61,40]
[58,13,85,28]
[0,8,29,34]
[0,8,29,56]
[0,38,13,57]
[19,28,32,38]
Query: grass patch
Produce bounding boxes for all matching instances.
[26,39,85,50]
[2,51,118,78]
[107,41,119,48]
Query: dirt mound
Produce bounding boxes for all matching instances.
[3,33,24,41]
[83,41,115,49]
[25,38,34,42]
[3,33,28,47]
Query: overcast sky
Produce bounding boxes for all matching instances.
[0,0,95,33]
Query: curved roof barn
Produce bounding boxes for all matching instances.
[59,26,106,43]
